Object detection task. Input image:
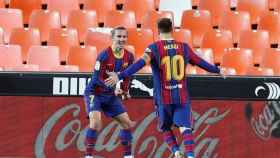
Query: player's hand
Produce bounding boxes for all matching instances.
[105,71,119,87]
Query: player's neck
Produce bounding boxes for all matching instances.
[159,33,173,40]
[111,45,124,59]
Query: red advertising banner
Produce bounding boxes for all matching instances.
[0,97,280,158]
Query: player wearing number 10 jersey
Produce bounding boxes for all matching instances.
[105,18,224,158]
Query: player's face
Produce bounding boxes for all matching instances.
[112,30,128,50]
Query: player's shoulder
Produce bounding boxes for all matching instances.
[97,48,110,61]
[124,48,134,57]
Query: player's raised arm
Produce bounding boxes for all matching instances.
[105,48,151,87]
[186,44,220,73]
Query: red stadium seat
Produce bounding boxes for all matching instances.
[262,48,280,75]
[104,10,137,28]
[221,48,253,75]
[84,0,115,24]
[123,0,155,25]
[220,11,251,44]
[222,67,237,75]
[9,28,40,62]
[127,28,154,59]
[237,0,268,24]
[0,0,4,8]
[259,11,280,44]
[172,29,193,47]
[9,0,41,24]
[0,27,3,44]
[46,0,79,26]
[68,45,97,72]
[239,30,270,65]
[142,10,174,40]
[5,64,39,71]
[67,10,98,43]
[246,67,274,76]
[194,48,214,74]
[0,8,23,43]
[186,65,198,75]
[201,29,233,64]
[85,30,112,53]
[27,45,60,71]
[138,66,152,74]
[48,28,79,62]
[268,0,277,10]
[192,0,200,7]
[181,10,212,48]
[52,65,79,72]
[199,0,231,27]
[0,45,22,68]
[29,10,61,42]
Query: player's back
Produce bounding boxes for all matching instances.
[147,39,192,105]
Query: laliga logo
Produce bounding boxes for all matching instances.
[255,82,280,100]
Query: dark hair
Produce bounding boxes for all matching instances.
[111,26,127,36]
[157,18,173,33]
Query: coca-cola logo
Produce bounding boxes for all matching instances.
[245,101,280,140]
[34,103,230,158]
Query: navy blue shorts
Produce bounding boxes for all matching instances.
[156,103,193,131]
[84,94,126,118]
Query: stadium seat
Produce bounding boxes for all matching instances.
[67,10,98,43]
[138,65,152,74]
[52,65,79,72]
[5,64,39,71]
[237,0,268,24]
[142,10,174,40]
[220,11,251,44]
[68,45,97,72]
[0,27,3,44]
[268,0,277,10]
[9,0,41,24]
[127,28,154,59]
[194,48,214,74]
[0,0,4,8]
[262,48,280,75]
[104,10,137,28]
[85,30,112,53]
[125,45,135,55]
[29,9,61,42]
[199,0,231,27]
[246,67,274,76]
[26,45,60,71]
[259,11,280,45]
[123,0,155,25]
[239,30,269,65]
[172,29,193,47]
[221,48,253,75]
[9,28,40,62]
[0,8,23,43]
[181,10,212,48]
[201,29,233,64]
[154,0,160,10]
[0,45,22,68]
[192,0,200,7]
[186,65,197,75]
[84,0,115,24]
[46,0,79,26]
[222,67,237,75]
[48,28,79,62]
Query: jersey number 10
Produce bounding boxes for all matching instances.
[161,55,185,81]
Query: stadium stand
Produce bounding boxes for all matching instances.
[172,29,193,47]
[0,45,22,69]
[262,48,280,75]
[84,30,112,53]
[104,10,137,28]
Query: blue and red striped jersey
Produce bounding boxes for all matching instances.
[145,40,219,105]
[84,47,134,96]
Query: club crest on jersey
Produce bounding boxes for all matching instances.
[95,61,101,70]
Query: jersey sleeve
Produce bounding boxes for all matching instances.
[185,44,220,73]
[121,53,135,92]
[118,46,154,80]
[84,51,108,95]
